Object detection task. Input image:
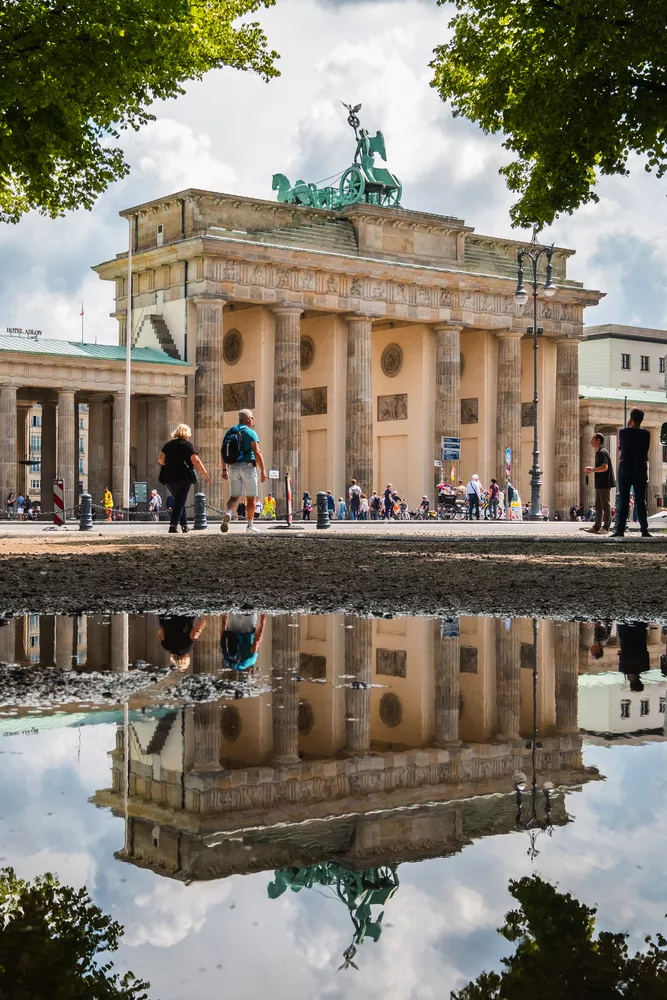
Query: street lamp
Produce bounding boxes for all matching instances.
[514,231,556,521]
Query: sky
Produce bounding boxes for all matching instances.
[3,0,667,344]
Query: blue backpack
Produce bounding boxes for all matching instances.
[222,426,245,464]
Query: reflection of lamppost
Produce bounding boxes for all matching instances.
[514,230,557,521]
[513,618,553,860]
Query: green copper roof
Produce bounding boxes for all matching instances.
[0,337,189,366]
[579,384,667,404]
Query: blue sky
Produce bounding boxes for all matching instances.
[2,0,667,343]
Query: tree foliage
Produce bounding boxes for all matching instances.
[0,0,279,223]
[430,0,667,227]
[0,867,150,999]
[451,874,667,999]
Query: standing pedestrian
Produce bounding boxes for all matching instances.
[157,614,207,671]
[466,475,483,520]
[221,408,267,535]
[262,493,276,519]
[609,408,651,538]
[6,492,15,519]
[360,494,369,520]
[158,423,210,534]
[348,479,362,520]
[487,478,500,519]
[383,484,394,520]
[16,493,25,520]
[369,491,381,520]
[302,491,313,520]
[582,432,615,534]
[220,612,267,672]
[103,487,113,522]
[336,497,347,519]
[326,490,336,518]
[148,489,162,521]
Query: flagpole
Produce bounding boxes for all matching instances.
[123,218,133,519]
[81,302,84,343]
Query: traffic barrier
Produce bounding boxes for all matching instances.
[53,479,64,526]
[194,492,208,530]
[79,493,93,531]
[285,474,293,527]
[316,491,330,529]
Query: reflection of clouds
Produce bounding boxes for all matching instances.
[122,880,234,948]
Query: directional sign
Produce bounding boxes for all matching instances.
[134,482,148,503]
[434,459,442,468]
[441,436,461,446]
[441,618,460,639]
[505,446,512,474]
[268,469,280,480]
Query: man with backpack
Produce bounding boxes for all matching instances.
[221,408,267,534]
[220,612,266,672]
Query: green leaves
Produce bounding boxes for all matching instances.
[430,0,667,226]
[0,0,279,222]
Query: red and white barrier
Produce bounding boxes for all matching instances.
[53,478,64,526]
[285,474,293,527]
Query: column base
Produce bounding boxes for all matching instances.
[270,755,300,768]
[433,739,461,749]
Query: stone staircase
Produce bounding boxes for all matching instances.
[135,314,181,359]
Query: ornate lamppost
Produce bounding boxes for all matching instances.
[514,232,557,521]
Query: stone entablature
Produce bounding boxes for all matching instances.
[0,351,193,396]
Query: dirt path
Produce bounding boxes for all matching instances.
[0,532,664,621]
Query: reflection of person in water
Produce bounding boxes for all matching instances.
[617,622,650,692]
[590,622,612,660]
[220,613,266,672]
[157,615,206,670]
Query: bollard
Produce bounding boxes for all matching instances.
[53,478,64,526]
[316,491,330,529]
[194,492,208,530]
[79,492,93,531]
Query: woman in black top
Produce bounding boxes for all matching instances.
[158,423,210,533]
[157,615,206,670]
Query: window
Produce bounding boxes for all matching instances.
[621,353,631,370]
[30,435,40,452]
[79,438,84,453]
[30,462,40,472]
[640,699,650,717]
[660,358,665,374]
[29,635,39,648]
[659,697,665,714]
[31,415,41,427]
[156,223,164,247]
[79,459,84,474]
[663,445,667,464]
[620,699,631,719]
[79,418,84,429]
[640,355,650,372]
[30,479,40,490]
[29,614,39,626]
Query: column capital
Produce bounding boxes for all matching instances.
[554,333,584,345]
[495,327,524,340]
[191,294,229,308]
[432,322,463,335]
[272,303,305,317]
[344,311,374,323]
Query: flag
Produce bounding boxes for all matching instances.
[80,302,84,317]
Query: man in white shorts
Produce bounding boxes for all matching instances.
[221,408,267,534]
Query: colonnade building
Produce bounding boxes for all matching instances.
[88,189,602,517]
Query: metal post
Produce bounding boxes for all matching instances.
[194,492,208,530]
[79,492,93,531]
[123,217,133,520]
[316,490,330,529]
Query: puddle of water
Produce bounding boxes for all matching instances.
[1,612,666,997]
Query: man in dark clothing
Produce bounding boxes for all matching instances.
[609,408,651,538]
[617,621,650,692]
[583,432,615,533]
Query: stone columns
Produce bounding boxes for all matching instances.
[192,615,222,770]
[271,614,300,766]
[0,620,15,665]
[194,298,225,512]
[55,616,74,670]
[495,330,523,488]
[57,390,76,513]
[346,315,373,495]
[555,621,579,734]
[0,386,17,500]
[111,393,125,503]
[495,618,521,742]
[554,339,580,519]
[17,406,29,497]
[166,396,184,435]
[433,324,461,493]
[580,422,596,509]
[648,428,664,515]
[147,398,169,499]
[433,619,461,746]
[344,616,372,755]
[88,397,106,504]
[111,613,129,672]
[39,616,55,667]
[40,402,57,509]
[273,307,303,507]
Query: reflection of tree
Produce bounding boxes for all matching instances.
[0,867,149,999]
[268,863,399,970]
[452,875,667,999]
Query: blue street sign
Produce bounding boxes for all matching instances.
[442,437,461,445]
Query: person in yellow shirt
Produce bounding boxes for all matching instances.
[262,493,276,519]
[103,487,113,522]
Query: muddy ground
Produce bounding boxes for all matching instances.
[0,531,664,621]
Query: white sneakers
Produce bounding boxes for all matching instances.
[246,522,260,533]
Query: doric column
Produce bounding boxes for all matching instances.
[39,616,55,668]
[111,613,129,672]
[271,614,300,766]
[0,619,15,665]
[580,422,596,509]
[147,398,170,501]
[57,390,76,513]
[192,614,222,769]
[495,330,523,487]
[111,392,125,504]
[86,615,109,669]
[88,397,106,505]
[344,615,372,755]
[166,396,184,435]
[40,402,57,510]
[346,315,373,495]
[495,618,521,742]
[273,307,303,507]
[554,339,580,518]
[648,428,664,515]
[433,619,461,746]
[55,615,74,670]
[555,621,579,734]
[194,298,225,512]
[0,386,17,501]
[433,324,462,493]
[17,406,30,498]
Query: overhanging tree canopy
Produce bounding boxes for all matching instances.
[430,0,667,228]
[0,0,279,223]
